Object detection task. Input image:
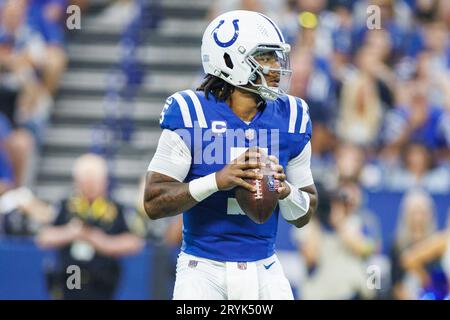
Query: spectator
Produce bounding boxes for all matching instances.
[386,143,450,193]
[0,114,15,192]
[0,186,53,236]
[405,10,448,62]
[400,204,450,300]
[0,0,51,133]
[0,0,70,149]
[0,0,46,186]
[353,0,410,61]
[312,142,374,190]
[390,189,438,299]
[381,80,444,156]
[404,207,450,299]
[363,30,396,105]
[291,0,336,58]
[437,109,450,160]
[309,120,336,187]
[330,0,354,53]
[337,143,367,181]
[37,154,143,300]
[337,46,384,146]
[0,112,34,187]
[334,142,384,191]
[27,0,68,94]
[399,50,450,111]
[290,47,337,125]
[0,150,13,194]
[294,181,380,299]
[290,27,337,180]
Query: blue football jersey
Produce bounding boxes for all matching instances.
[159,89,312,262]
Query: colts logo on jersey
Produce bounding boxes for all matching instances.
[212,19,240,48]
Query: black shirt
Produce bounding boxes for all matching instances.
[51,196,129,299]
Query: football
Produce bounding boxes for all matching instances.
[235,162,280,224]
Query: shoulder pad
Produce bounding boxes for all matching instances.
[159,90,208,130]
[276,95,311,136]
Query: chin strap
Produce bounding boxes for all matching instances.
[235,84,280,101]
[255,95,266,109]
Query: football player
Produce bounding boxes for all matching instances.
[144,10,318,300]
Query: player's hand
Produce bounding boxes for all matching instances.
[215,148,264,192]
[268,155,291,200]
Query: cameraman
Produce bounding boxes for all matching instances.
[294,181,380,299]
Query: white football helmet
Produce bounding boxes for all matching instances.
[201,10,292,101]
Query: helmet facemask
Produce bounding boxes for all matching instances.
[237,44,292,101]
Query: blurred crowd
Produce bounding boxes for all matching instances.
[0,0,449,300]
[212,0,450,194]
[0,0,180,300]
[211,0,450,300]
[0,0,70,191]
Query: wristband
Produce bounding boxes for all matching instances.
[278,181,310,221]
[188,173,219,202]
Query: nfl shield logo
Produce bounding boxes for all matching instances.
[245,129,255,140]
[267,176,277,191]
[237,262,247,270]
[188,260,198,268]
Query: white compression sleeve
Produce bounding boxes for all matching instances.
[279,142,314,221]
[285,141,314,188]
[147,129,192,182]
[147,129,219,202]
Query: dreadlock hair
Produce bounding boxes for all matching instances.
[196,74,235,101]
[197,74,266,108]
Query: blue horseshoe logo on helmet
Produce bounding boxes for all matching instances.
[212,19,240,48]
